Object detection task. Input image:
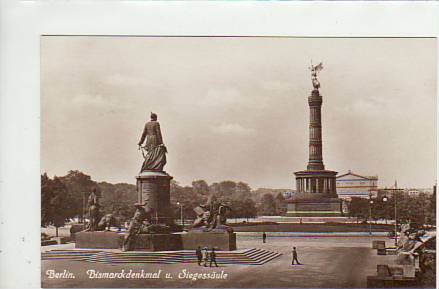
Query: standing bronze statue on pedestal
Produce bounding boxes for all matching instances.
[135,112,175,228]
[138,112,167,172]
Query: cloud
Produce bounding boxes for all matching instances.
[215,122,256,136]
[261,80,291,91]
[72,93,109,107]
[200,88,243,108]
[200,87,273,111]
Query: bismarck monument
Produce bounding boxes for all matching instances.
[121,112,181,251]
[76,112,181,251]
[76,112,236,251]
[287,63,342,217]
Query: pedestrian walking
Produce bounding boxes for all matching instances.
[195,246,202,266]
[291,247,301,265]
[203,247,209,267]
[210,247,219,267]
[262,232,267,243]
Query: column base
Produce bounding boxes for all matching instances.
[286,198,342,217]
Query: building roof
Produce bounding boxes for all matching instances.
[336,170,378,180]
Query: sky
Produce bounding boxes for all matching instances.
[41,36,437,190]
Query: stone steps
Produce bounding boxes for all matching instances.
[42,248,281,265]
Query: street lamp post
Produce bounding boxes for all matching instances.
[382,195,389,236]
[82,192,87,224]
[394,192,397,246]
[369,199,374,236]
[383,191,398,247]
[177,202,184,228]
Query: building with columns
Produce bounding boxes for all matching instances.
[336,171,378,200]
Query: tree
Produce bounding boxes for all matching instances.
[170,179,256,223]
[393,193,431,228]
[98,182,137,223]
[41,174,72,236]
[240,198,257,220]
[258,193,277,216]
[51,177,70,236]
[236,182,252,199]
[348,197,369,221]
[171,181,204,220]
[192,180,209,196]
[426,189,436,225]
[58,170,100,220]
[275,192,286,215]
[210,181,237,200]
[41,173,53,227]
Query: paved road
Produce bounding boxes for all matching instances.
[42,236,395,288]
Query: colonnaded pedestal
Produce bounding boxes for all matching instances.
[287,63,342,217]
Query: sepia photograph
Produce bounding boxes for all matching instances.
[40,36,436,288]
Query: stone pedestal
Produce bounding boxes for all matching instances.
[136,171,174,227]
[75,231,124,249]
[129,234,182,251]
[75,231,237,251]
[51,236,68,244]
[182,231,237,251]
[70,224,87,241]
[286,197,342,217]
[75,231,183,251]
[372,240,386,249]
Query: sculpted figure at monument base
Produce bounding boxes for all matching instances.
[96,214,120,231]
[122,202,172,251]
[84,189,101,232]
[191,195,233,233]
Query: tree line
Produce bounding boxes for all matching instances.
[41,171,138,229]
[41,170,287,229]
[347,190,436,227]
[43,170,435,230]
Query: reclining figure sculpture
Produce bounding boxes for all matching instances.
[192,195,233,233]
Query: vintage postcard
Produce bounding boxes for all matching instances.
[39,36,437,288]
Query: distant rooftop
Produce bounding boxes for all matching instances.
[337,170,378,180]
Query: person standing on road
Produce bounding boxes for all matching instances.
[291,247,301,265]
[203,247,209,267]
[262,232,267,243]
[210,247,219,267]
[195,246,202,266]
